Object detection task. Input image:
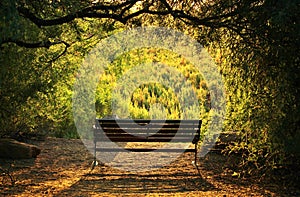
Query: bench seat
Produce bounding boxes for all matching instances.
[93,119,202,167]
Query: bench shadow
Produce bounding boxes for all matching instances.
[57,170,218,195]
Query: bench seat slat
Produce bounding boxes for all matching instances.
[96,127,197,131]
[98,124,199,129]
[95,137,195,142]
[98,119,199,123]
[94,129,196,134]
[95,148,196,152]
[95,133,195,138]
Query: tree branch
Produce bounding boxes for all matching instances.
[1,39,50,48]
[1,38,70,49]
[10,0,267,52]
[17,6,123,26]
[16,0,242,28]
[47,41,71,63]
[17,1,141,27]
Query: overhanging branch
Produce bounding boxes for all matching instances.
[1,38,70,49]
[11,0,265,52]
[17,1,141,27]
[16,0,241,28]
[47,40,71,63]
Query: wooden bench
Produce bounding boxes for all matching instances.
[93,119,202,168]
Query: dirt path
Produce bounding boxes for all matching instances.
[0,138,298,196]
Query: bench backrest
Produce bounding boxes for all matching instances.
[94,119,201,143]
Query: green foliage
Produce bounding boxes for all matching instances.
[0,1,120,138]
[130,83,181,119]
[202,0,300,174]
[95,48,211,136]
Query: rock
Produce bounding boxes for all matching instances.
[0,138,41,159]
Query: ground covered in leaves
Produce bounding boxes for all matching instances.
[0,137,299,196]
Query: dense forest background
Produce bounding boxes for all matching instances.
[0,0,299,176]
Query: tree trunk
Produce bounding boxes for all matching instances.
[0,138,41,159]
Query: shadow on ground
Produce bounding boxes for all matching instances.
[57,170,217,195]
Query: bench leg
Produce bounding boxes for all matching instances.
[194,143,198,166]
[91,141,98,171]
[194,143,201,175]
